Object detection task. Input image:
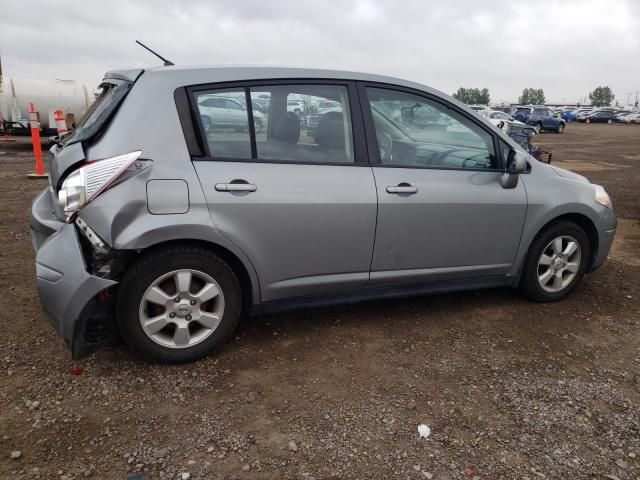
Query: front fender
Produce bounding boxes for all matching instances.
[510,165,603,278]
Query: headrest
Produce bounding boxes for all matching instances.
[271,112,300,144]
[315,112,345,149]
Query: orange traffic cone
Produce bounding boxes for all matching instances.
[53,109,68,136]
[26,102,48,179]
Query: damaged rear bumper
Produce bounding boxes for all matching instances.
[31,189,117,358]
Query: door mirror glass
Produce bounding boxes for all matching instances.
[506,149,528,174]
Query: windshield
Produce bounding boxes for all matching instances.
[63,79,133,147]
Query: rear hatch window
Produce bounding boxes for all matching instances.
[61,78,134,147]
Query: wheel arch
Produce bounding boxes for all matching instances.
[524,212,599,272]
[116,239,259,315]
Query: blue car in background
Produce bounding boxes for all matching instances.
[562,111,577,122]
[514,106,566,133]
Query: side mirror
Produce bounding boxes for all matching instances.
[507,149,528,174]
[501,149,527,189]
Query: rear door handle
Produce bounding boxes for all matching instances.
[386,184,418,194]
[215,182,257,192]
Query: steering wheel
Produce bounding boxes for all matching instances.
[377,133,393,163]
[429,148,456,166]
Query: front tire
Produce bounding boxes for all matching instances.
[557,123,565,133]
[116,245,241,363]
[520,221,590,302]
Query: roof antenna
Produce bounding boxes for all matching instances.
[135,40,174,66]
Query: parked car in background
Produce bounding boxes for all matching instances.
[482,110,529,132]
[198,95,266,132]
[7,119,31,136]
[573,108,596,121]
[238,97,268,114]
[30,66,616,363]
[512,106,532,122]
[307,100,343,133]
[525,106,567,133]
[561,111,577,122]
[616,112,640,124]
[252,95,270,112]
[578,109,616,123]
[287,99,306,116]
[315,100,341,113]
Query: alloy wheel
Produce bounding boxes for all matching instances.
[138,269,225,349]
[537,236,581,293]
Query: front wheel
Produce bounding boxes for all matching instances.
[557,123,565,133]
[520,221,590,302]
[116,246,241,363]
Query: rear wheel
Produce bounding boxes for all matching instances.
[520,221,590,302]
[537,121,544,132]
[116,245,241,363]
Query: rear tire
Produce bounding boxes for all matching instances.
[116,245,242,363]
[537,122,544,132]
[520,221,590,302]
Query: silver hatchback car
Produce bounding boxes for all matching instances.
[31,67,617,362]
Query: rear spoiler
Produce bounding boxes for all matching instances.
[104,69,145,83]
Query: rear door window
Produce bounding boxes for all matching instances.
[250,85,353,164]
[191,83,355,164]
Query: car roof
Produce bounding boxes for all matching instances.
[103,65,523,150]
[105,65,446,97]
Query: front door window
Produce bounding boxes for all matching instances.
[365,87,497,170]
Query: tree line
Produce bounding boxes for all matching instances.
[452,86,617,107]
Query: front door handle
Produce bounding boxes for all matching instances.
[386,183,418,194]
[215,182,257,193]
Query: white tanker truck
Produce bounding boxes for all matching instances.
[0,57,94,136]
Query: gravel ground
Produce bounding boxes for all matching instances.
[0,123,639,479]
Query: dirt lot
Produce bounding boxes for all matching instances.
[1,123,639,480]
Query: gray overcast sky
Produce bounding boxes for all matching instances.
[1,0,639,104]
